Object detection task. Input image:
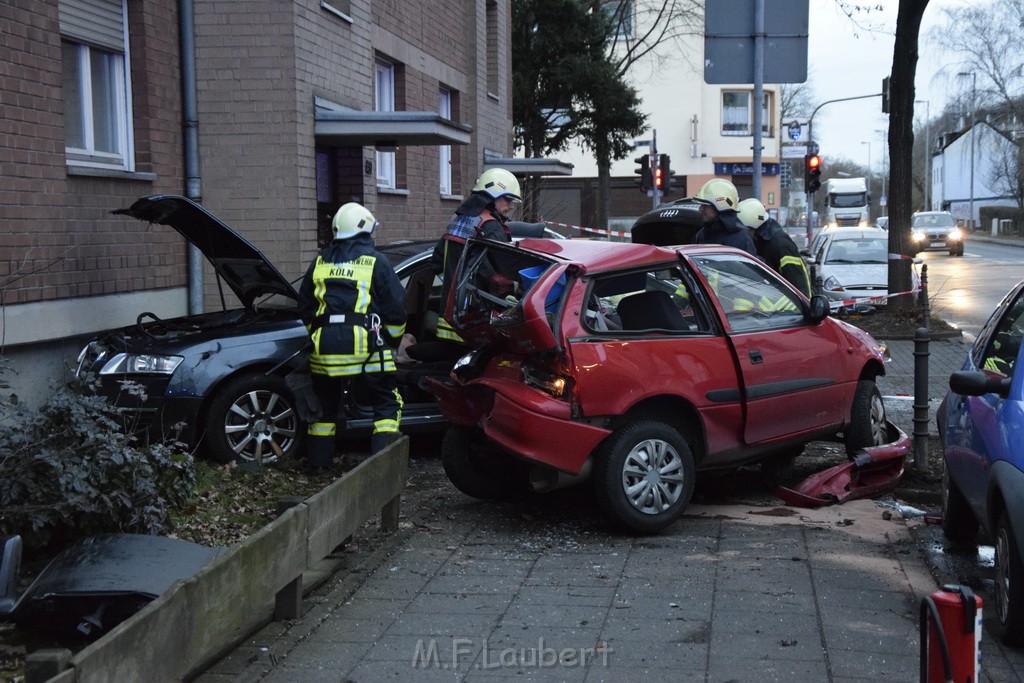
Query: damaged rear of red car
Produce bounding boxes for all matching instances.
[426,233,899,533]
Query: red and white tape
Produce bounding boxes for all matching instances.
[542,219,631,238]
[828,285,922,310]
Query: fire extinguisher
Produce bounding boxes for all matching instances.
[919,584,983,682]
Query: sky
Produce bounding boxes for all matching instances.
[805,0,971,184]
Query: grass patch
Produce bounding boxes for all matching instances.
[168,459,340,546]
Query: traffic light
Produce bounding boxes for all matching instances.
[881,76,890,113]
[634,155,653,192]
[805,154,822,193]
[658,153,675,194]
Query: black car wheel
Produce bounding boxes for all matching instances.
[592,421,695,534]
[940,459,978,546]
[844,379,887,457]
[441,427,528,500]
[937,458,978,544]
[995,513,1024,646]
[205,373,303,465]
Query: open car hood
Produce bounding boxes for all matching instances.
[630,198,705,246]
[114,195,299,309]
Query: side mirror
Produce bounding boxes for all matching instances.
[807,294,830,323]
[949,370,1012,399]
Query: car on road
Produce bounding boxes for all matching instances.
[427,236,894,533]
[937,278,1024,646]
[75,195,449,465]
[911,210,964,256]
[806,227,896,309]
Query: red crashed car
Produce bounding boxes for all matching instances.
[426,235,891,532]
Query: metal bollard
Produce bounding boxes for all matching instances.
[919,263,930,331]
[913,326,931,470]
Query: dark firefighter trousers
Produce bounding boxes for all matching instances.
[306,370,403,467]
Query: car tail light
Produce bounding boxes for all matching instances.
[521,364,573,398]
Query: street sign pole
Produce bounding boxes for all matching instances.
[751,0,765,198]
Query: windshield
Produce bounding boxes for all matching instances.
[825,237,888,265]
[912,213,956,228]
[829,192,867,208]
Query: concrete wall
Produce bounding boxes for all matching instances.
[27,439,409,683]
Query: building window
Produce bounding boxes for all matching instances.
[601,0,635,40]
[486,1,499,96]
[439,89,453,195]
[375,60,396,189]
[320,0,351,21]
[59,0,133,170]
[721,90,773,137]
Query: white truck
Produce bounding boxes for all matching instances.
[824,177,870,228]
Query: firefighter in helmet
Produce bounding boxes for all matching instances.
[737,197,812,298]
[693,178,757,256]
[430,168,522,343]
[692,179,757,255]
[297,202,406,470]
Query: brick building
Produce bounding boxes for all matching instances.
[1,0,514,406]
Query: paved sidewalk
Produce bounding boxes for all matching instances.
[197,336,1024,682]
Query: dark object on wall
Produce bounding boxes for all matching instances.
[0,534,223,639]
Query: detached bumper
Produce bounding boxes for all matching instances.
[776,421,911,507]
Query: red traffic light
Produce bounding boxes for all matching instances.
[807,154,821,170]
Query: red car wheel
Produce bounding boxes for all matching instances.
[592,421,695,534]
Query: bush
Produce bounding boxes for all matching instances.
[0,374,196,559]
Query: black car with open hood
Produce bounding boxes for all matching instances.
[76,196,446,465]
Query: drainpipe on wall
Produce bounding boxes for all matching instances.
[180,0,203,315]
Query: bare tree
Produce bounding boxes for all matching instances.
[586,0,703,226]
[780,80,815,122]
[930,0,1024,219]
[930,0,1024,124]
[984,126,1024,211]
[885,0,930,312]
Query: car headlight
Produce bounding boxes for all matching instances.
[100,352,183,375]
[452,349,480,372]
[911,231,925,242]
[948,228,963,241]
[823,275,844,292]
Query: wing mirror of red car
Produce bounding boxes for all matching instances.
[807,294,830,323]
[949,370,1012,399]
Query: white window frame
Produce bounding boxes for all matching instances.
[62,41,134,171]
[439,89,452,195]
[375,60,396,189]
[602,0,635,40]
[721,90,773,138]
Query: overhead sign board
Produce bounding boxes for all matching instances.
[704,0,809,84]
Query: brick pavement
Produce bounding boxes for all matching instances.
[197,335,1024,683]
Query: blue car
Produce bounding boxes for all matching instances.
[938,279,1024,646]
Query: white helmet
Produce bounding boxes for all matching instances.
[737,198,768,228]
[473,168,522,202]
[332,202,378,240]
[696,178,739,211]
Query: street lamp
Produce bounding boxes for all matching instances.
[915,99,930,210]
[861,140,871,203]
[875,128,889,217]
[957,72,976,229]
